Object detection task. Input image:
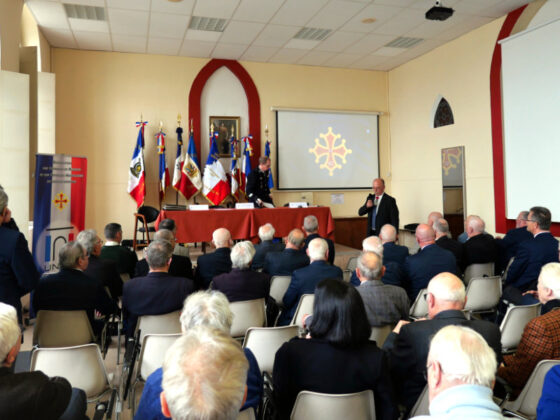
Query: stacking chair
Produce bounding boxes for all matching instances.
[291,294,314,328]
[463,262,494,286]
[136,310,182,344]
[230,298,267,339]
[500,303,541,354]
[409,289,428,319]
[243,325,299,373]
[269,276,291,307]
[369,325,393,347]
[409,385,429,418]
[33,310,95,347]
[290,390,376,420]
[501,359,560,419]
[464,276,502,317]
[346,256,358,272]
[237,408,256,420]
[133,205,159,250]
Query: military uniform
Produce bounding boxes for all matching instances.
[247,168,273,205]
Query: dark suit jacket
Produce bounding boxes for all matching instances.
[461,233,498,271]
[436,236,463,271]
[358,193,399,236]
[100,244,138,278]
[122,272,195,334]
[0,227,40,322]
[404,244,457,301]
[251,240,285,269]
[33,268,117,328]
[279,261,343,325]
[195,247,232,289]
[383,309,502,410]
[135,254,193,280]
[383,242,409,267]
[506,232,559,292]
[84,255,123,298]
[496,227,532,274]
[212,268,271,302]
[273,338,397,420]
[303,233,335,265]
[0,368,72,420]
[263,248,310,276]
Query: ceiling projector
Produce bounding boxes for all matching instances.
[425,1,454,21]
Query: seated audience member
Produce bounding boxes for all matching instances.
[0,186,19,231]
[135,229,193,279]
[461,215,497,272]
[302,215,335,265]
[350,236,404,288]
[537,364,560,420]
[411,325,502,420]
[100,222,138,279]
[251,223,284,270]
[383,272,501,412]
[33,241,117,335]
[356,251,409,327]
[379,224,409,266]
[123,240,195,335]
[278,238,343,325]
[273,278,397,420]
[161,327,248,420]
[498,262,560,395]
[403,224,457,301]
[434,218,462,272]
[0,188,40,324]
[263,228,309,276]
[195,228,233,289]
[158,218,189,258]
[427,211,443,227]
[495,211,532,274]
[77,229,122,299]
[502,206,559,306]
[135,291,263,420]
[0,303,88,420]
[212,241,271,302]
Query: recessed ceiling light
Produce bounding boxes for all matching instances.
[168,0,183,3]
[362,18,376,24]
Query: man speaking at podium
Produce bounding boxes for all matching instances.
[359,178,399,237]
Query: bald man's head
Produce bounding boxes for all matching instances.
[212,228,232,249]
[426,272,466,318]
[466,215,485,237]
[428,211,443,227]
[379,224,397,244]
[415,224,436,247]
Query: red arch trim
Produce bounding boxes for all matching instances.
[188,59,261,168]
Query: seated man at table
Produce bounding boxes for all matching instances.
[251,223,284,270]
[195,228,233,289]
[302,215,335,265]
[100,222,137,279]
[158,218,190,258]
[212,241,271,302]
[263,228,309,276]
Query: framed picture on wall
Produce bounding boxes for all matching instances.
[210,116,240,157]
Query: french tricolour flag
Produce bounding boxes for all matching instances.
[202,133,229,206]
[128,122,146,208]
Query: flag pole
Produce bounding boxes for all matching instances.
[176,114,181,205]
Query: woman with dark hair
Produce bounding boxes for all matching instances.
[272,278,397,420]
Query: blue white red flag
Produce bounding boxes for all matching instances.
[157,130,170,204]
[230,136,240,201]
[265,140,274,189]
[180,129,202,199]
[172,127,184,192]
[128,121,147,208]
[240,135,253,197]
[202,132,229,205]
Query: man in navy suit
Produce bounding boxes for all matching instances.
[195,228,233,289]
[502,206,559,305]
[495,211,532,274]
[358,178,399,238]
[0,188,40,324]
[403,224,457,301]
[278,238,343,325]
[251,223,284,270]
[123,240,195,336]
[461,215,497,272]
[263,229,309,276]
[213,241,270,302]
[302,215,335,265]
[379,224,409,267]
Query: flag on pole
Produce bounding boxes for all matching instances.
[157,130,170,204]
[180,129,202,200]
[230,136,240,201]
[240,135,253,197]
[172,126,185,192]
[128,121,147,208]
[265,140,274,189]
[202,132,229,205]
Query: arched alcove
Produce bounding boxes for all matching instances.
[432,96,454,128]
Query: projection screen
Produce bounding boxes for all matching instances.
[275,109,379,190]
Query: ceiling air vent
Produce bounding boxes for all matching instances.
[188,16,228,32]
[384,37,424,49]
[63,3,106,21]
[294,27,332,41]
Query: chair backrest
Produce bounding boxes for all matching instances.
[342,270,352,283]
[409,385,429,417]
[30,344,109,398]
[290,390,375,420]
[504,359,560,416]
[369,325,393,347]
[464,276,502,312]
[137,205,160,223]
[33,310,95,347]
[237,408,256,420]
[500,303,542,351]
[346,257,358,272]
[409,289,428,319]
[269,276,291,305]
[137,311,182,344]
[243,326,299,373]
[464,262,494,286]
[230,299,267,338]
[138,333,181,380]
[291,294,314,328]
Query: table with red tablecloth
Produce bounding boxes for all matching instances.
[156,207,335,243]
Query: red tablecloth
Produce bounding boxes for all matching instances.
[156,207,335,243]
